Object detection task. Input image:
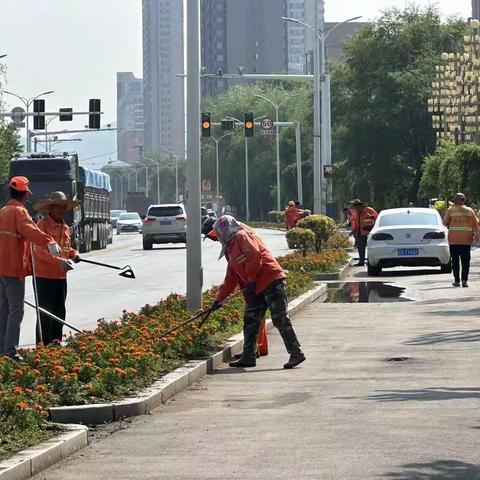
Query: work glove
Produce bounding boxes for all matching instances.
[245,282,257,295]
[72,255,81,264]
[47,243,61,257]
[210,301,222,311]
[60,259,74,273]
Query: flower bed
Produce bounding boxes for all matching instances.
[249,221,286,231]
[277,249,350,273]
[0,269,315,460]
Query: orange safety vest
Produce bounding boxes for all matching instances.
[444,206,478,245]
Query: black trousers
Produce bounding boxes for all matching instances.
[449,245,471,283]
[36,278,67,345]
[357,235,368,264]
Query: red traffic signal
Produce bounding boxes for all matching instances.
[202,113,211,137]
[244,112,254,137]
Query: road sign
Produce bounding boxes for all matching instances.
[261,117,274,135]
[10,107,26,124]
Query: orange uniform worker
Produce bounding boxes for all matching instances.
[0,177,61,361]
[208,215,305,369]
[351,199,378,266]
[444,192,479,287]
[284,201,300,230]
[33,192,81,345]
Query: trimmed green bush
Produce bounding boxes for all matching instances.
[298,215,336,252]
[286,227,315,254]
[267,211,284,224]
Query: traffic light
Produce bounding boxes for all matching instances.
[33,99,45,130]
[88,99,101,129]
[244,112,254,137]
[221,120,235,131]
[59,107,73,121]
[202,112,211,137]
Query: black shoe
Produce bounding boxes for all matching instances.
[462,281,469,288]
[355,262,365,267]
[8,353,23,362]
[229,358,256,368]
[234,352,260,360]
[283,353,306,369]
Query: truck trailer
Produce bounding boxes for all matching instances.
[9,152,112,253]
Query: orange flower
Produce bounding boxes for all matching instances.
[13,387,23,395]
[34,404,43,412]
[17,401,29,410]
[54,365,65,373]
[36,385,47,393]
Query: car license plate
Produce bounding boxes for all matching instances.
[160,220,172,225]
[398,248,419,256]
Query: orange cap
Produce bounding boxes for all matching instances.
[9,176,32,194]
[207,230,218,241]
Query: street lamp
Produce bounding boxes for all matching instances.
[144,157,161,203]
[209,132,235,213]
[3,89,55,153]
[253,93,303,210]
[282,11,362,214]
[135,161,149,197]
[0,54,7,59]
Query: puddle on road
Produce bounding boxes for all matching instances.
[326,282,414,303]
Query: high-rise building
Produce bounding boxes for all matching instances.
[474,0,480,19]
[142,0,184,157]
[116,72,144,165]
[201,0,288,97]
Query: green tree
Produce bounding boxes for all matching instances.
[332,6,466,209]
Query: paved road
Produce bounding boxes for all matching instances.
[36,250,480,479]
[20,228,290,347]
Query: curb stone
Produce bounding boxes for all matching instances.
[46,283,327,426]
[0,424,87,480]
[314,260,353,281]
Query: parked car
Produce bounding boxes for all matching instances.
[116,212,143,235]
[110,209,126,228]
[366,207,451,276]
[142,204,187,250]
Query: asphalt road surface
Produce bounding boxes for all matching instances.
[20,228,290,347]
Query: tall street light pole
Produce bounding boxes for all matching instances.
[186,0,203,310]
[3,90,54,153]
[210,132,234,213]
[144,157,160,203]
[282,10,361,214]
[253,93,303,210]
[136,161,149,197]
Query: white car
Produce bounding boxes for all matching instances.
[116,212,143,235]
[142,204,187,250]
[367,208,451,276]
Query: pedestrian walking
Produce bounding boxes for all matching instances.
[351,199,378,267]
[33,192,81,345]
[444,193,479,287]
[207,215,305,369]
[284,200,299,230]
[0,177,61,361]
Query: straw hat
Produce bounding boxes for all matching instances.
[33,191,80,213]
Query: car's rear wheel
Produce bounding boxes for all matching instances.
[143,239,153,250]
[367,262,382,276]
[440,260,452,274]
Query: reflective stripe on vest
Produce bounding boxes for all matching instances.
[0,230,21,239]
[449,226,473,232]
[449,212,473,217]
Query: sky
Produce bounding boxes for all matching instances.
[0,0,472,157]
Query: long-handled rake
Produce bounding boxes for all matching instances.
[157,290,244,340]
[24,300,83,334]
[77,258,135,279]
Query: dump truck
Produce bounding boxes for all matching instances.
[9,152,112,252]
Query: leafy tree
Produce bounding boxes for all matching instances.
[332,6,466,209]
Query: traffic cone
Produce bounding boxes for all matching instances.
[258,317,268,356]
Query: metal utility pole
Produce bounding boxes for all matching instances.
[245,138,250,221]
[295,122,303,205]
[210,132,234,213]
[136,160,149,197]
[313,0,322,214]
[145,158,160,203]
[186,0,203,310]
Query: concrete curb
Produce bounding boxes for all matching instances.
[48,283,327,426]
[0,424,88,480]
[314,260,353,281]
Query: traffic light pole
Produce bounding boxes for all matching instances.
[186,0,203,311]
[245,137,250,222]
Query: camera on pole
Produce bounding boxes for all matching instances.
[33,99,45,130]
[88,99,101,129]
[201,112,211,137]
[244,112,254,137]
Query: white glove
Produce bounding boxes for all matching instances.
[60,259,74,272]
[47,243,61,257]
